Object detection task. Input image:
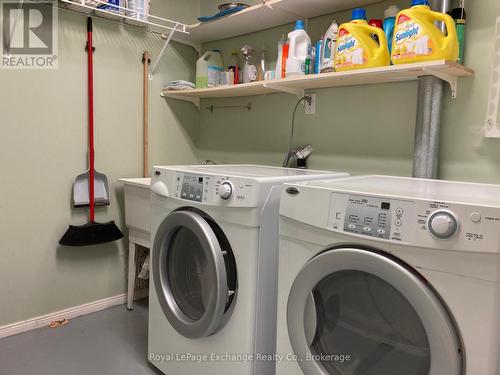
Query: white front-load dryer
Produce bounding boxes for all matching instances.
[148,165,349,375]
[277,175,500,375]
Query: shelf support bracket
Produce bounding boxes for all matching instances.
[149,24,179,80]
[161,92,200,109]
[423,67,458,99]
[264,83,304,98]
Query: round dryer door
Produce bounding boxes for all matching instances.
[152,209,237,339]
[287,247,463,375]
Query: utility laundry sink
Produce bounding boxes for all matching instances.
[119,177,151,310]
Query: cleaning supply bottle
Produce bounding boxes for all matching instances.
[286,20,311,77]
[274,34,287,79]
[320,19,339,72]
[256,47,267,81]
[281,42,289,79]
[228,51,240,84]
[241,45,257,83]
[334,8,390,71]
[391,0,459,65]
[449,0,466,64]
[305,47,312,75]
[383,5,399,55]
[314,38,323,74]
[196,49,224,88]
[368,19,383,43]
[310,46,316,74]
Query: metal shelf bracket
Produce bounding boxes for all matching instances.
[264,82,304,98]
[423,66,458,99]
[149,25,179,79]
[161,92,200,109]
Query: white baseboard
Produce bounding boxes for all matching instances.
[0,290,148,340]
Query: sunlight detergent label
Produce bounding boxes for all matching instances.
[334,28,366,70]
[392,14,432,61]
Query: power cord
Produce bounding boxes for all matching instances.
[282,95,311,168]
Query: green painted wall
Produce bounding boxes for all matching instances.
[0,1,199,326]
[197,0,500,184]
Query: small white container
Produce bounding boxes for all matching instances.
[196,49,224,88]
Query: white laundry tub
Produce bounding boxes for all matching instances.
[119,177,151,310]
[120,178,151,248]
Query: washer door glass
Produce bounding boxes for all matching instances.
[153,210,237,339]
[167,226,210,321]
[287,248,463,375]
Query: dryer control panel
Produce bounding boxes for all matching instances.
[327,192,500,252]
[329,193,416,243]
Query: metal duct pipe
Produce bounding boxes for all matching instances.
[430,0,451,32]
[412,76,443,179]
[412,0,448,179]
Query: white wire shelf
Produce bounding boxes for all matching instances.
[57,0,190,35]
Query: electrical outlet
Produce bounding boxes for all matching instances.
[305,94,316,115]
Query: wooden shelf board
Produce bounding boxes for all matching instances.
[161,61,473,104]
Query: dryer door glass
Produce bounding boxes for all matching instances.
[311,270,430,374]
[287,248,463,375]
[152,210,237,339]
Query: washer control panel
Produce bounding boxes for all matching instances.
[329,193,415,242]
[174,172,255,206]
[177,173,206,202]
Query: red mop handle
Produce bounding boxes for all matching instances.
[87,17,95,223]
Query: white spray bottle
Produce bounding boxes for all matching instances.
[320,19,339,72]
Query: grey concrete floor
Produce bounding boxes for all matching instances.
[0,299,162,375]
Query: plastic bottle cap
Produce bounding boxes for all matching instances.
[384,5,399,19]
[295,20,305,30]
[351,8,367,21]
[412,0,429,6]
[368,19,383,28]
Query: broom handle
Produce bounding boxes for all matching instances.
[87,17,95,223]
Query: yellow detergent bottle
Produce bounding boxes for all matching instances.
[392,0,459,64]
[334,8,390,71]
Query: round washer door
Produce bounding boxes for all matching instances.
[152,210,237,339]
[287,247,463,375]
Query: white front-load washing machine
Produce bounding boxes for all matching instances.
[277,175,500,375]
[148,165,349,375]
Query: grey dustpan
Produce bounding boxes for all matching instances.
[73,169,110,207]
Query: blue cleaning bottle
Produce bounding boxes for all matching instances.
[314,38,323,74]
[383,5,399,56]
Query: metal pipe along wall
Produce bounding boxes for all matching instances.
[412,76,443,179]
[412,0,450,179]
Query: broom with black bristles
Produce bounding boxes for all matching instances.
[59,17,123,247]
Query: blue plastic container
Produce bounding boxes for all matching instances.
[314,39,323,74]
[383,5,399,56]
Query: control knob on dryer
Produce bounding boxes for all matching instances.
[428,211,459,240]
